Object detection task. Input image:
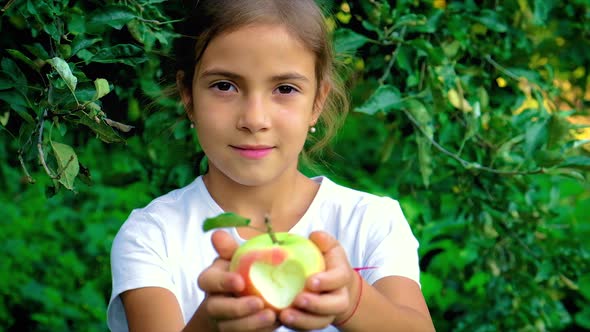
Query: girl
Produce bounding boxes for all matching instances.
[107,0,435,331]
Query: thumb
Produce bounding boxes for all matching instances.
[211,230,239,260]
[309,231,340,255]
[309,231,350,269]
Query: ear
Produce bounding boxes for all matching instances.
[176,70,193,116]
[312,80,331,124]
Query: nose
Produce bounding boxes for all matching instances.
[237,93,271,133]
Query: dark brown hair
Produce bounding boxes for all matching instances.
[174,0,349,163]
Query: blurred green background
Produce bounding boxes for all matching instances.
[1,0,589,331]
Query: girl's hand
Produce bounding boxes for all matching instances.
[197,230,280,332]
[278,231,360,330]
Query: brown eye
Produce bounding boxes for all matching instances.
[212,82,236,92]
[276,85,298,94]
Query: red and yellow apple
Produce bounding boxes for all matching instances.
[229,232,325,310]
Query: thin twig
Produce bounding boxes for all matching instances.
[54,156,75,179]
[18,152,35,184]
[418,61,427,91]
[37,109,57,178]
[1,0,15,15]
[403,109,545,175]
[484,55,520,81]
[136,17,183,25]
[379,26,407,85]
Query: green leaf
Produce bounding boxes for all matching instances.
[24,43,50,60]
[47,57,78,94]
[88,6,137,30]
[202,212,251,232]
[333,28,371,55]
[472,10,508,32]
[393,14,427,29]
[0,73,12,90]
[575,306,590,329]
[579,274,590,300]
[127,20,157,51]
[413,10,443,33]
[405,99,433,187]
[406,39,443,65]
[533,0,554,26]
[1,58,27,94]
[7,49,39,71]
[0,112,9,126]
[75,114,124,143]
[524,118,548,158]
[70,36,102,57]
[90,44,148,66]
[355,84,402,115]
[416,135,432,188]
[93,79,110,100]
[405,99,432,134]
[51,141,80,190]
[559,156,590,171]
[0,91,34,123]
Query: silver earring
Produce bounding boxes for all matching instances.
[190,122,195,129]
[309,126,316,133]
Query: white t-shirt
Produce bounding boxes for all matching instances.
[107,176,420,332]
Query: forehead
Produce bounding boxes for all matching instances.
[196,24,317,82]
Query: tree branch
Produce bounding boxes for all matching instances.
[403,109,545,176]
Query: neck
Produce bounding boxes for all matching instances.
[202,167,317,231]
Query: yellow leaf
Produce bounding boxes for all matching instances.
[555,37,565,46]
[340,2,350,13]
[433,0,446,9]
[354,58,365,71]
[573,66,586,79]
[513,96,539,115]
[448,88,473,112]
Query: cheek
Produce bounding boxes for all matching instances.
[276,101,315,128]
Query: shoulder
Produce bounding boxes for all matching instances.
[111,176,212,251]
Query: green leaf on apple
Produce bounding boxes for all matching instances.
[202,212,251,231]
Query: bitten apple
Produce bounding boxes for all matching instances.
[229,232,325,311]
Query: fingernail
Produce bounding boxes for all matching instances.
[248,299,261,311]
[297,297,308,308]
[284,314,295,324]
[259,311,271,322]
[310,278,320,290]
[222,276,233,288]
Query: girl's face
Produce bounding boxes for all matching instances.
[184,23,326,187]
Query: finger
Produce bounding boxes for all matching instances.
[279,307,334,331]
[292,288,349,316]
[216,309,279,332]
[308,231,352,292]
[212,230,239,260]
[309,231,350,271]
[206,295,264,320]
[198,259,244,294]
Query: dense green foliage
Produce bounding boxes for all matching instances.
[1,0,589,331]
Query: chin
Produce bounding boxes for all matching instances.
[228,171,282,187]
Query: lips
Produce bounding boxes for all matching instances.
[231,145,275,159]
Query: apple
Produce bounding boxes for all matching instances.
[202,212,326,310]
[229,232,325,311]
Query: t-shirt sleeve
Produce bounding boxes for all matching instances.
[361,198,421,287]
[107,210,176,332]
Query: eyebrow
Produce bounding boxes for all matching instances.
[199,69,311,83]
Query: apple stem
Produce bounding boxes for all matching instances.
[264,214,281,245]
